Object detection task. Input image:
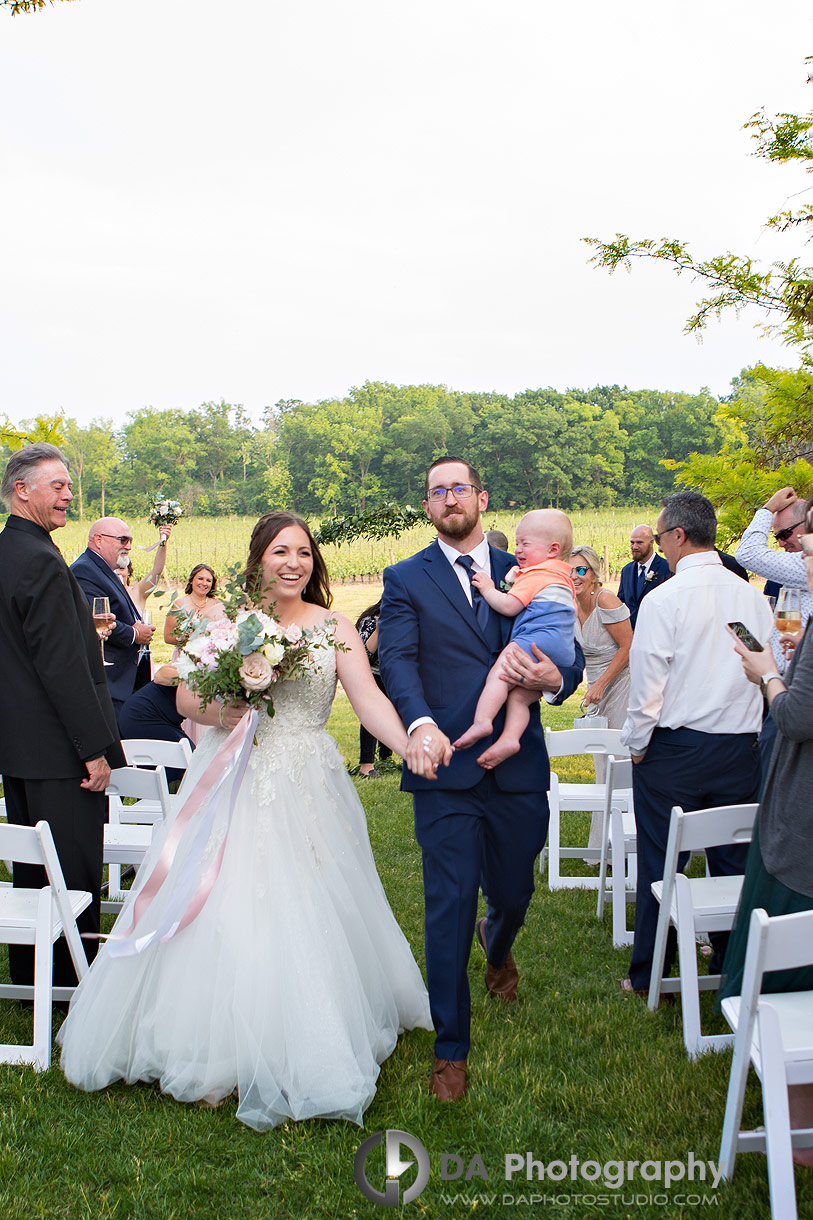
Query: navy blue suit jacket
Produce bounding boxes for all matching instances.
[379,541,584,794]
[71,548,147,705]
[617,552,672,629]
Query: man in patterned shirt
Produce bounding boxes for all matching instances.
[734,485,811,783]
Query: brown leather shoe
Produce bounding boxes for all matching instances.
[476,917,519,1002]
[431,1057,468,1101]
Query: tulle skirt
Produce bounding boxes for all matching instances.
[58,724,431,1130]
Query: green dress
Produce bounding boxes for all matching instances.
[718,626,813,1002]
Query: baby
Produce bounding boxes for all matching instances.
[454,508,576,769]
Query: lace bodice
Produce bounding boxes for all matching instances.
[253,644,338,738]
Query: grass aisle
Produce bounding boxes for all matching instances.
[0,592,805,1218]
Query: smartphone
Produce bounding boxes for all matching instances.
[728,621,764,652]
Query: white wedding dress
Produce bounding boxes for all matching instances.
[58,646,432,1130]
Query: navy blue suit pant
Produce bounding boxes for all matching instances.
[414,773,549,1060]
[629,727,759,991]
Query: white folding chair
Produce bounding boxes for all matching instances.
[120,738,193,822]
[719,908,813,1220]
[0,820,91,1070]
[103,765,173,910]
[595,757,637,946]
[543,727,630,889]
[647,802,757,1056]
[122,737,193,772]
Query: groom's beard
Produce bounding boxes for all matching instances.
[436,504,479,542]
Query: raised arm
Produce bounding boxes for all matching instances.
[735,506,809,588]
[131,524,171,603]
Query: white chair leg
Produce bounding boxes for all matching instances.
[673,874,704,1056]
[596,803,611,921]
[611,805,633,947]
[547,785,562,890]
[647,888,671,1012]
[32,888,54,1071]
[759,1002,799,1220]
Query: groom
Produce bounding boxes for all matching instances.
[379,457,584,1101]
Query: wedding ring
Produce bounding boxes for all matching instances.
[519,674,525,683]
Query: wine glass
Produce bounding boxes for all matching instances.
[92,597,114,667]
[775,588,802,636]
[774,588,802,668]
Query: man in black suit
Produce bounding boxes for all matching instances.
[72,517,156,724]
[0,444,125,985]
[617,524,671,629]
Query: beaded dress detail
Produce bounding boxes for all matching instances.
[59,646,431,1130]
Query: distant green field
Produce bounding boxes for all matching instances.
[58,507,656,588]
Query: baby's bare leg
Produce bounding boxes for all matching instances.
[453,660,511,749]
[477,685,538,769]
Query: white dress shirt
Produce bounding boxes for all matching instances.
[436,535,492,601]
[621,551,774,755]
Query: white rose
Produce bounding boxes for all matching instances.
[174,653,196,681]
[239,652,274,691]
[262,641,285,666]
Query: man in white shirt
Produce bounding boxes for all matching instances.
[620,491,774,996]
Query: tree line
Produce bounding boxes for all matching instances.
[1,372,801,529]
[1,383,723,520]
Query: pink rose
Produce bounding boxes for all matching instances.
[239,652,273,692]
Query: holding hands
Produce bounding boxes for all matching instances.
[406,724,454,780]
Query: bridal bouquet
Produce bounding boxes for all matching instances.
[148,495,185,537]
[173,606,334,718]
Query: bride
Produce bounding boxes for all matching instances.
[59,511,435,1130]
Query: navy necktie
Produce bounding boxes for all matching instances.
[456,555,490,630]
[637,564,646,595]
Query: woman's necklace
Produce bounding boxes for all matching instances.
[189,595,209,613]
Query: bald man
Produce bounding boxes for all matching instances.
[617,524,672,629]
[72,516,156,724]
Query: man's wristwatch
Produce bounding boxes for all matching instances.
[760,670,783,694]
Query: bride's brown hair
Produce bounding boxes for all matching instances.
[244,512,332,609]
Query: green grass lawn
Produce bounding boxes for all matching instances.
[0,592,805,1219]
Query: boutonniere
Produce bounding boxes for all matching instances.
[644,570,658,584]
[500,565,519,593]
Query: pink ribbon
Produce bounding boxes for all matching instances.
[107,708,258,957]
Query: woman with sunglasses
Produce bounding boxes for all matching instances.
[570,546,633,857]
[571,545,633,730]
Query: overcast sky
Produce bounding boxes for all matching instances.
[1,0,811,427]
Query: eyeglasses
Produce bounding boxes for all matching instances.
[653,527,677,547]
[774,520,806,543]
[426,483,482,502]
[98,533,133,546]
[570,565,590,577]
